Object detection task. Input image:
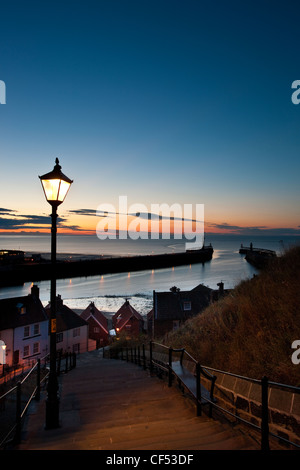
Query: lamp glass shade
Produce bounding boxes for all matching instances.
[41,178,71,204]
[39,158,73,206]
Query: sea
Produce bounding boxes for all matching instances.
[0,234,298,317]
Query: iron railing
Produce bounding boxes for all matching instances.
[0,351,76,449]
[106,341,300,451]
[203,364,300,451]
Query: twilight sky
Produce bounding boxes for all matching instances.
[0,0,300,237]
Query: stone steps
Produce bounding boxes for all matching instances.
[17,352,260,450]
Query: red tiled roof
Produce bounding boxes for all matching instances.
[147,308,153,319]
[80,302,108,333]
[113,300,142,321]
[113,300,143,331]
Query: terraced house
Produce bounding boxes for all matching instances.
[112,299,144,338]
[80,301,109,347]
[45,295,89,354]
[0,285,49,367]
[149,283,228,337]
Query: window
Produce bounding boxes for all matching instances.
[24,326,30,337]
[17,303,26,314]
[33,324,40,336]
[73,328,80,337]
[24,324,40,338]
[23,345,30,358]
[33,342,40,355]
[173,320,180,331]
[73,343,80,353]
[94,327,100,333]
[56,332,63,343]
[183,301,191,311]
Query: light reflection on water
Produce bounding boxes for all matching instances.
[0,255,256,316]
[0,234,297,316]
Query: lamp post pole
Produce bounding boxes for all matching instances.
[45,204,59,429]
[39,158,73,430]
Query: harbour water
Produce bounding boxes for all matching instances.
[0,234,298,316]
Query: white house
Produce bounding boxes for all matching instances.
[45,295,89,354]
[0,285,49,367]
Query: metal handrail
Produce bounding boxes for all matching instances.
[108,341,300,450]
[0,358,47,449]
[203,364,261,384]
[151,341,170,350]
[149,341,217,417]
[268,380,300,393]
[0,351,76,449]
[0,354,48,403]
[20,359,39,385]
[187,363,300,449]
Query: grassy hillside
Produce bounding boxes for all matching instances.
[164,246,300,386]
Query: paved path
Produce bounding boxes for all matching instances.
[17,350,259,450]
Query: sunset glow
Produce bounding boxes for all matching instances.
[0,2,299,239]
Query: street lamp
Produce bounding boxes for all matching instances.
[0,341,6,376]
[39,158,73,429]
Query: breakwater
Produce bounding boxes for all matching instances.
[0,247,213,287]
[239,244,277,269]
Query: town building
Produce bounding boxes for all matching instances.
[112,299,144,338]
[149,282,229,337]
[0,285,48,367]
[0,249,25,265]
[80,302,109,347]
[45,295,89,354]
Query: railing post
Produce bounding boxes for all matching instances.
[35,359,41,401]
[261,376,270,451]
[150,341,153,374]
[196,362,202,416]
[126,347,129,362]
[142,344,146,370]
[180,349,184,366]
[168,347,173,387]
[15,381,22,445]
[209,375,216,418]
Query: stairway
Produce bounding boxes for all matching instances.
[17,351,259,450]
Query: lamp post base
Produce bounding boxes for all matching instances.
[45,397,60,430]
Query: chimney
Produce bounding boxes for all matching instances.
[56,294,63,308]
[31,284,40,300]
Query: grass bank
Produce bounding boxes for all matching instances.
[164,246,300,386]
